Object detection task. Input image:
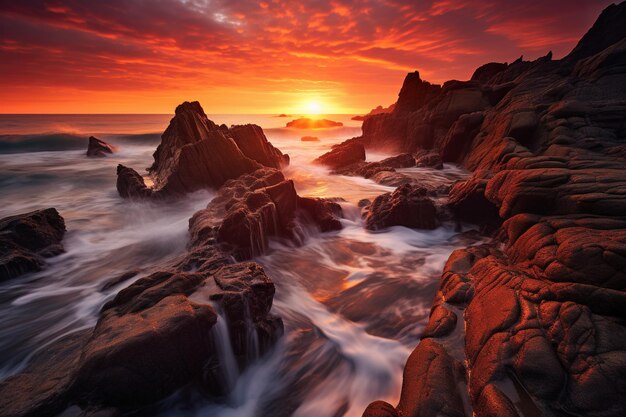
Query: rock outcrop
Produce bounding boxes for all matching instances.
[190,168,343,259]
[363,3,626,417]
[363,184,438,231]
[314,138,365,169]
[0,208,66,282]
[286,118,343,129]
[118,101,288,198]
[0,192,285,417]
[86,136,115,157]
[352,103,396,121]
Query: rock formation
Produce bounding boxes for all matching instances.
[286,118,343,129]
[352,103,396,121]
[117,101,288,198]
[86,136,115,157]
[363,184,438,231]
[362,3,626,417]
[189,168,343,259]
[0,208,66,282]
[314,138,365,169]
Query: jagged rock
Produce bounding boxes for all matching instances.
[471,62,508,83]
[352,104,396,121]
[115,165,153,199]
[86,136,115,157]
[191,168,342,259]
[332,153,415,179]
[364,184,438,230]
[395,71,441,113]
[314,138,365,169]
[363,3,626,417]
[118,101,288,197]
[0,208,66,281]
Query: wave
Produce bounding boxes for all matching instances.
[0,133,88,154]
[0,132,163,154]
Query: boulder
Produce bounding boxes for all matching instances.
[414,150,443,169]
[314,138,366,169]
[115,165,153,199]
[0,208,66,281]
[86,136,115,157]
[364,184,438,230]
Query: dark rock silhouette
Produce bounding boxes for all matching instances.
[286,118,343,129]
[86,136,115,157]
[0,208,66,282]
[118,101,288,197]
[362,3,626,417]
[314,138,365,169]
[352,103,396,121]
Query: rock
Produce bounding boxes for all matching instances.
[471,62,508,83]
[115,164,153,199]
[286,118,343,129]
[395,71,441,113]
[363,3,626,417]
[314,138,366,169]
[190,168,343,259]
[364,184,438,230]
[301,136,319,142]
[86,136,115,157]
[0,208,66,281]
[118,101,288,198]
[414,150,443,169]
[229,124,288,169]
[447,171,500,229]
[352,104,395,121]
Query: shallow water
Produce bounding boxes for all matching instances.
[0,114,478,416]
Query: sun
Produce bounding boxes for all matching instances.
[306,101,322,115]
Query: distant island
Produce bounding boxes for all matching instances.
[301,136,320,142]
[352,103,395,121]
[286,118,343,129]
[276,113,291,117]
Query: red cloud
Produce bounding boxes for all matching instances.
[0,0,615,113]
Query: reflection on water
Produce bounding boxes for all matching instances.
[0,114,478,417]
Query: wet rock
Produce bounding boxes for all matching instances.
[363,3,626,416]
[115,164,153,199]
[364,184,438,230]
[190,168,343,259]
[118,101,288,198]
[86,136,115,157]
[0,208,66,281]
[414,150,443,169]
[314,138,365,169]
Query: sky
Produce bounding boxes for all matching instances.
[0,0,616,114]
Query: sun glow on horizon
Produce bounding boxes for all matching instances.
[306,101,322,115]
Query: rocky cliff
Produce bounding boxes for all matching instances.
[361,2,626,417]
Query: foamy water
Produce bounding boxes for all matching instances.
[0,114,478,416]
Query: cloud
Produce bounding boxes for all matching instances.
[0,0,615,113]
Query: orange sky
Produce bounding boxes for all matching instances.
[0,0,614,114]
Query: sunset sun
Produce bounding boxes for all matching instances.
[306,101,322,115]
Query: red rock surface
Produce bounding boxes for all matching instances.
[86,136,115,157]
[363,3,626,417]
